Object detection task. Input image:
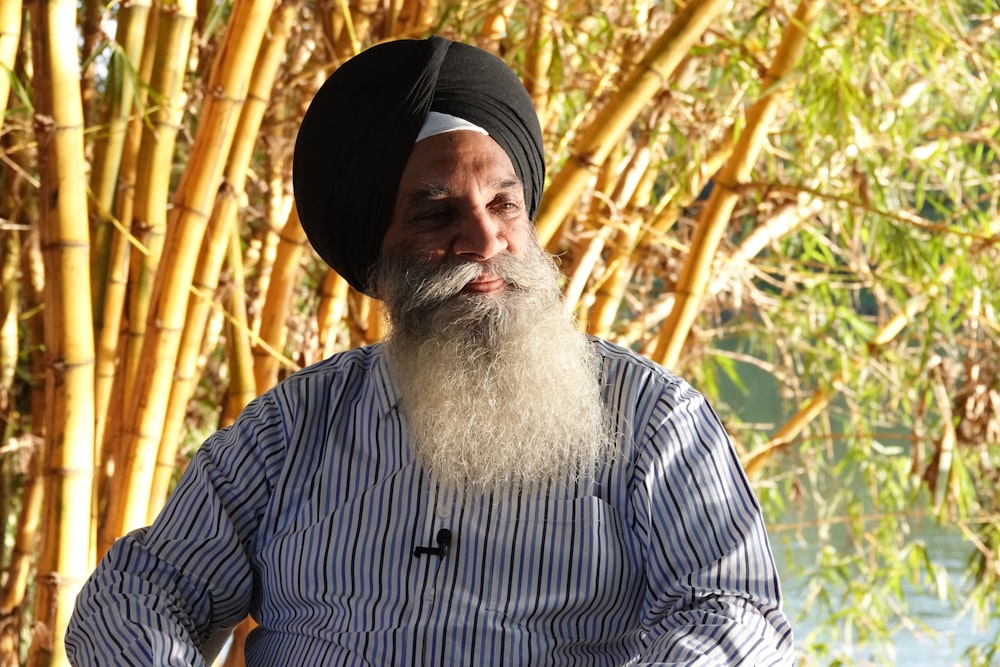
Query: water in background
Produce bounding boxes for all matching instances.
[771,521,999,665]
[711,345,999,664]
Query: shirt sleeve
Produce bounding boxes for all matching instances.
[630,376,795,665]
[65,393,285,666]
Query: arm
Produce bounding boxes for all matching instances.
[66,394,285,666]
[632,378,794,665]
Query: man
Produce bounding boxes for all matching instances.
[66,36,794,665]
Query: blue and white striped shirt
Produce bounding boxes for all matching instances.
[66,338,793,665]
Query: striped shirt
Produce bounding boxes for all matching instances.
[66,338,794,665]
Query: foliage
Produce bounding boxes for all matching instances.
[0,0,998,665]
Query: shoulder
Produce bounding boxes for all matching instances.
[229,345,391,436]
[588,336,687,394]
[267,344,389,401]
[284,343,383,382]
[588,336,719,431]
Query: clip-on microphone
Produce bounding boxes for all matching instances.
[414,528,452,558]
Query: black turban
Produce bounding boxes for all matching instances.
[292,36,545,296]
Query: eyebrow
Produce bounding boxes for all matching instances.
[404,177,523,202]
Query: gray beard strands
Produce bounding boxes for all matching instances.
[375,244,615,495]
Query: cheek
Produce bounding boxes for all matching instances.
[505,220,537,255]
[384,235,448,265]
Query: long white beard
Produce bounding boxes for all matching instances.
[375,242,614,495]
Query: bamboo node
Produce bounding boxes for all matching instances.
[569,150,603,173]
[211,85,247,104]
[40,465,94,479]
[35,572,89,587]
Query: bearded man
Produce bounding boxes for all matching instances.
[67,37,794,666]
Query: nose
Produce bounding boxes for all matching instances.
[452,209,508,261]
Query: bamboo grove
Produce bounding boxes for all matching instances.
[0,0,998,665]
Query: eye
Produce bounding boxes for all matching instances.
[410,205,457,228]
[490,195,523,217]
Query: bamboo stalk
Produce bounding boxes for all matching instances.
[95,4,160,491]
[121,0,198,405]
[0,443,43,628]
[0,436,43,667]
[385,0,404,36]
[25,0,96,663]
[221,230,256,428]
[102,0,197,555]
[253,204,308,393]
[246,140,294,336]
[398,0,438,35]
[89,0,151,330]
[534,0,730,247]
[0,231,17,396]
[708,194,824,295]
[0,0,21,135]
[524,0,557,125]
[316,269,349,362]
[92,0,153,462]
[587,141,655,336]
[563,223,616,318]
[150,1,296,517]
[0,151,45,667]
[742,265,956,478]
[102,0,278,552]
[652,0,825,370]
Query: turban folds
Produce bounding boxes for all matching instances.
[293,36,545,296]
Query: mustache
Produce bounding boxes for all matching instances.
[385,253,527,313]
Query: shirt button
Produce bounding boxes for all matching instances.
[424,589,436,603]
[436,504,451,519]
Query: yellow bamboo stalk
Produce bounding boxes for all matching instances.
[559,140,626,314]
[534,0,730,247]
[246,147,294,336]
[653,0,825,370]
[587,141,656,336]
[385,0,404,36]
[0,444,42,628]
[221,231,257,429]
[149,1,296,517]
[96,5,160,471]
[253,204,308,393]
[608,131,737,347]
[524,0,558,125]
[93,0,154,463]
[0,0,21,135]
[316,270,349,361]
[121,0,198,406]
[563,223,616,318]
[25,0,95,663]
[1,237,51,665]
[102,0,278,552]
[643,117,736,241]
[0,231,22,632]
[348,292,370,348]
[742,265,956,478]
[709,194,824,295]
[398,0,438,35]
[340,0,380,56]
[89,0,151,326]
[333,0,361,57]
[0,232,17,396]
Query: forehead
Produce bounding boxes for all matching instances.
[399,131,520,189]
